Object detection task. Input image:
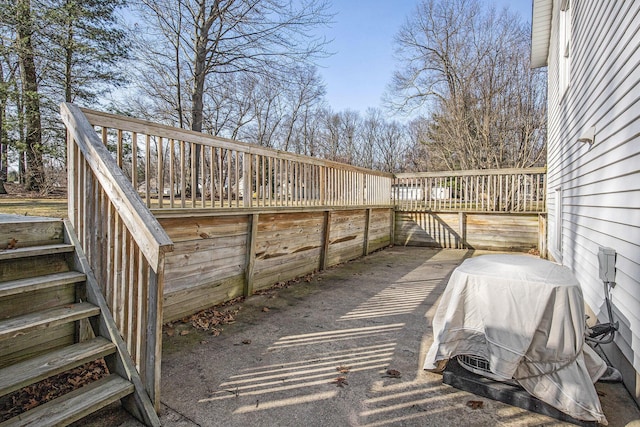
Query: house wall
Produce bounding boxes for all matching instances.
[158,207,393,322]
[545,0,640,404]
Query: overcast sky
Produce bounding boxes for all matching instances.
[316,0,533,115]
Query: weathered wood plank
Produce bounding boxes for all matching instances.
[245,213,259,297]
[0,303,100,342]
[252,260,319,291]
[0,324,74,369]
[0,220,64,249]
[0,284,76,321]
[0,375,133,427]
[320,211,331,271]
[158,216,249,242]
[254,248,322,275]
[0,255,71,287]
[164,263,245,292]
[0,337,116,397]
[0,243,74,261]
[168,234,247,254]
[0,271,85,298]
[163,275,244,322]
[164,247,245,270]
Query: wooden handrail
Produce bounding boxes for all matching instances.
[61,102,174,410]
[62,103,174,270]
[80,107,394,179]
[394,167,547,178]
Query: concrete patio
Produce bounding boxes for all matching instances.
[80,247,640,426]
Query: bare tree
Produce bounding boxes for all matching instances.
[135,0,332,189]
[390,0,546,170]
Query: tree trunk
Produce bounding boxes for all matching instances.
[189,2,210,197]
[0,59,7,194]
[16,0,45,192]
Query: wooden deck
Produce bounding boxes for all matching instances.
[51,104,550,424]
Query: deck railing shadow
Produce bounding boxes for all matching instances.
[60,104,547,420]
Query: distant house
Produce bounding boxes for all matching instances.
[532,0,640,406]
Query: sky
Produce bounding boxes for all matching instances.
[316,0,533,115]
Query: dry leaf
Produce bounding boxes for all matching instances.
[332,377,349,387]
[336,366,351,374]
[7,238,18,249]
[262,307,270,312]
[384,369,402,378]
[179,330,190,336]
[466,400,483,410]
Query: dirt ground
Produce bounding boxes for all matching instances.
[79,247,640,427]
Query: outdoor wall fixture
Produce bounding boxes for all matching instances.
[578,125,596,146]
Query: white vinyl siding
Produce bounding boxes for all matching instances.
[558,0,570,98]
[546,0,640,389]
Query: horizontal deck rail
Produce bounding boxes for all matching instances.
[61,103,174,409]
[80,108,393,210]
[393,168,546,213]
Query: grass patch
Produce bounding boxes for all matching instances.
[0,198,68,218]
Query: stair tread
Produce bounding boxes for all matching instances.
[0,244,75,261]
[0,337,116,398]
[0,374,134,427]
[0,271,86,298]
[0,302,100,342]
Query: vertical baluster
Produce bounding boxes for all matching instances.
[217,148,223,208]
[227,149,232,207]
[131,133,138,192]
[117,129,123,168]
[202,144,207,208]
[234,151,240,208]
[210,146,215,208]
[191,142,197,208]
[169,139,175,208]
[157,137,163,208]
[180,141,186,208]
[145,135,151,207]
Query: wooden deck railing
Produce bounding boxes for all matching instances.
[79,108,393,210]
[393,168,546,212]
[61,103,174,409]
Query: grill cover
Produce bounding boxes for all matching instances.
[424,254,607,424]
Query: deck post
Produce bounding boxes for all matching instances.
[458,212,467,249]
[244,213,259,296]
[363,208,372,256]
[320,210,331,271]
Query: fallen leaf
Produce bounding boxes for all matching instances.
[336,366,351,374]
[332,377,349,387]
[199,232,210,239]
[179,330,190,336]
[262,307,270,312]
[7,238,18,249]
[466,400,483,410]
[384,369,402,378]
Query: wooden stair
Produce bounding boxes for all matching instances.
[0,216,158,426]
